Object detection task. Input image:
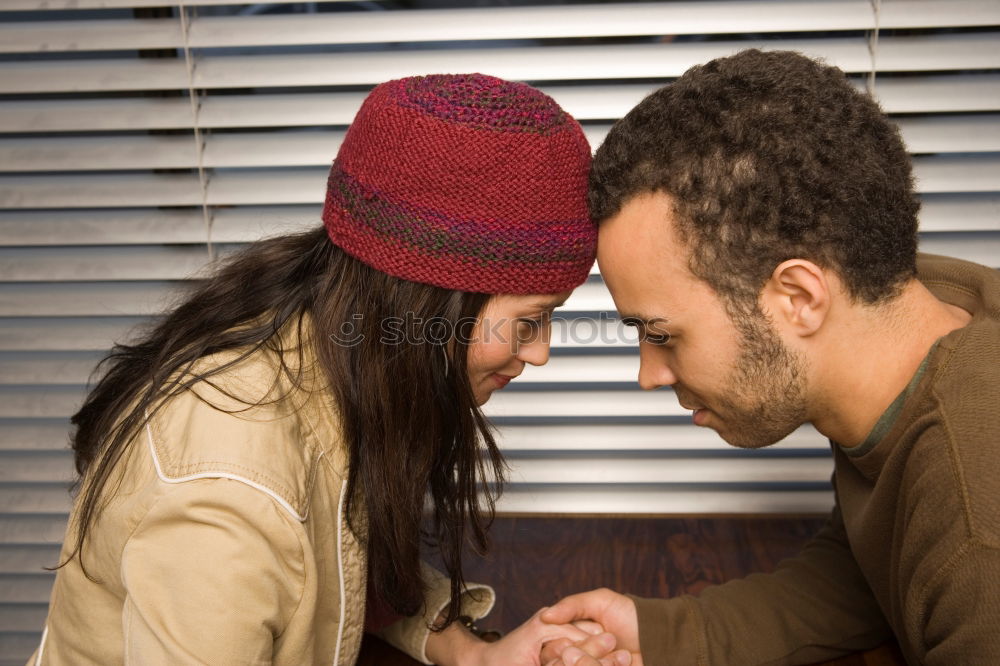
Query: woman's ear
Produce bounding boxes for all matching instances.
[761,259,830,337]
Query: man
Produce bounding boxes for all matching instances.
[540,49,1000,665]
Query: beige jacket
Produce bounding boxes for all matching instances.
[30,340,494,665]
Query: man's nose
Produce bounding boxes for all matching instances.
[637,345,677,390]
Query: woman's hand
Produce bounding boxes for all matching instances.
[425,608,630,666]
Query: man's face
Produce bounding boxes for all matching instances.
[598,191,808,449]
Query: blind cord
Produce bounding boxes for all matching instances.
[867,0,882,97]
[179,3,215,263]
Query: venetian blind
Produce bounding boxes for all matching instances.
[1,1,998,661]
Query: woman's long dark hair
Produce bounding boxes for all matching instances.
[68,226,506,627]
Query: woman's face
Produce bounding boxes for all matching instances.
[466,291,571,405]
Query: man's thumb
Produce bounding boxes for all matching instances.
[540,597,579,624]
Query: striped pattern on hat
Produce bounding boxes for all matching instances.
[322,73,595,295]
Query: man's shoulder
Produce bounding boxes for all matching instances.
[917,253,1000,319]
[916,252,1000,438]
[915,318,1000,543]
[930,312,1000,409]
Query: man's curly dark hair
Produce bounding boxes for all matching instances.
[590,49,920,306]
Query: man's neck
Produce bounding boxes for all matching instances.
[810,280,972,448]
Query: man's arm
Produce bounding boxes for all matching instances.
[544,503,892,666]
[920,541,1000,665]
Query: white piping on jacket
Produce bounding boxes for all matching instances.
[144,422,307,522]
[34,625,48,665]
[332,480,348,665]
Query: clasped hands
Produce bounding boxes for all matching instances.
[440,588,643,666]
[537,588,642,666]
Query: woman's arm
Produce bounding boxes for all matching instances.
[120,478,305,663]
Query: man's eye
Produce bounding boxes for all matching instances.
[643,331,671,345]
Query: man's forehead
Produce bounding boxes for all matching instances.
[531,293,569,309]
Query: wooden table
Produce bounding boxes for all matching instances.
[356,516,907,666]
[358,635,904,665]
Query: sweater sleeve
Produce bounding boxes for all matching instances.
[920,540,1000,665]
[375,561,495,664]
[120,478,306,665]
[632,503,892,665]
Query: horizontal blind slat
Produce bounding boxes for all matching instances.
[0,315,632,352]
[5,386,700,419]
[0,318,146,352]
[0,246,218,282]
[0,450,833,486]
[0,487,72,514]
[0,351,104,385]
[495,487,835,514]
[10,35,1000,94]
[0,97,195,133]
[0,546,62,574]
[0,133,346,172]
[874,74,1000,113]
[1,18,183,53]
[6,76,999,133]
[0,516,69,545]
[3,153,992,208]
[913,155,1000,194]
[0,233,992,290]
[0,350,660,386]
[0,454,74,483]
[0,424,73,452]
[0,173,205,208]
[506,455,834,484]
[6,2,999,53]
[1,633,49,665]
[0,387,85,419]
[497,423,829,451]
[191,36,1000,87]
[0,282,179,317]
[0,606,49,634]
[918,233,1000,266]
[919,194,1000,232]
[0,208,316,246]
[2,0,355,9]
[486,390,690,419]
[5,116,998,172]
[895,115,1000,154]
[0,575,53,603]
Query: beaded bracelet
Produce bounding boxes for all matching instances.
[458,615,502,643]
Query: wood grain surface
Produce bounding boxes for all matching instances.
[358,515,905,666]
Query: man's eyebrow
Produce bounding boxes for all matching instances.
[619,313,671,326]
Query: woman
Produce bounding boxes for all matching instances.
[29,74,622,665]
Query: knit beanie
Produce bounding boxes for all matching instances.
[321,73,595,294]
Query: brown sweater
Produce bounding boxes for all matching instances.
[633,254,1000,665]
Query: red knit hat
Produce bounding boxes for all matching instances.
[322,73,595,294]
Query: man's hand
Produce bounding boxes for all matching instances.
[539,589,643,666]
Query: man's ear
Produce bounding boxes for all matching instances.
[760,259,830,337]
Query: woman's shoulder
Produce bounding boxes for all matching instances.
[146,343,345,523]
